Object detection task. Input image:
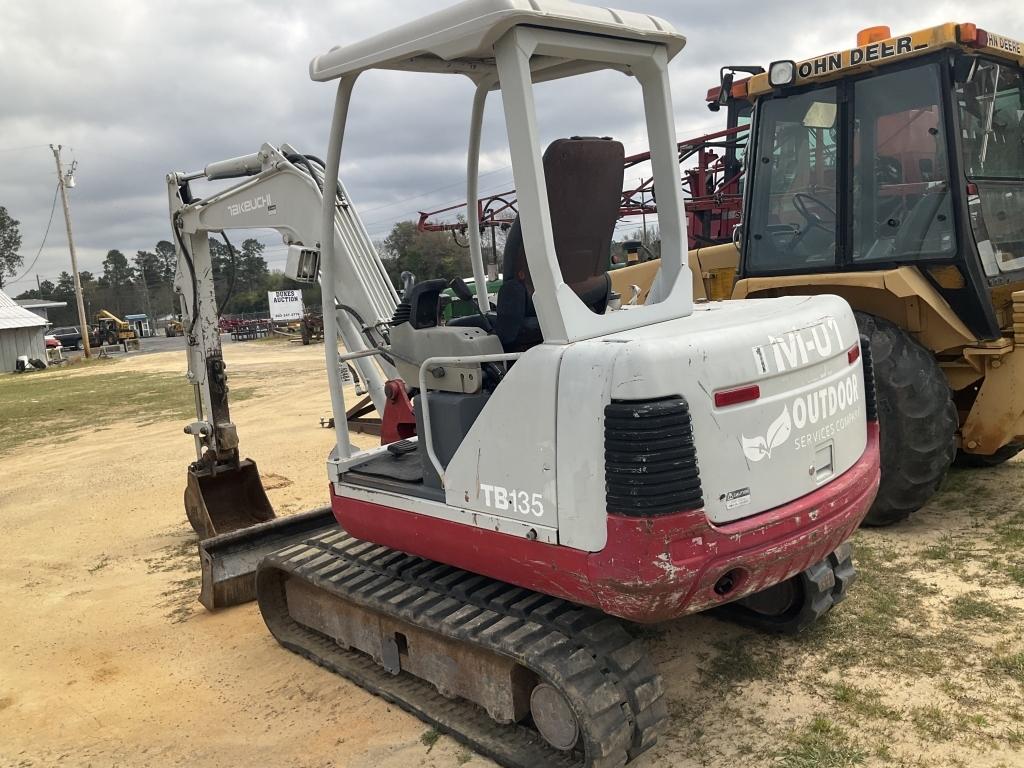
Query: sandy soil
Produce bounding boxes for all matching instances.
[1,342,1022,768]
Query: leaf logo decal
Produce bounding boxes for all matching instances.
[741,406,792,462]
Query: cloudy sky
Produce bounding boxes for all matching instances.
[1,0,1020,290]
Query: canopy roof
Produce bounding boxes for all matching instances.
[0,290,47,330]
[309,0,684,83]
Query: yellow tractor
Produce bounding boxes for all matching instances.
[164,318,184,337]
[614,23,1024,525]
[94,309,139,346]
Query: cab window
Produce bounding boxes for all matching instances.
[956,58,1024,276]
[745,87,839,272]
[852,63,955,263]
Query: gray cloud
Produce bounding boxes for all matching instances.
[1,0,1020,284]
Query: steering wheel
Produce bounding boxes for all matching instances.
[793,191,837,229]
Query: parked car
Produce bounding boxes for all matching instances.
[49,326,92,350]
[44,334,62,349]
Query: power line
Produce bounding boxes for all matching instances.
[6,183,61,285]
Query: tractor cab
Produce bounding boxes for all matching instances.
[731,23,1024,340]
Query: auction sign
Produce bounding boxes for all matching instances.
[268,289,304,322]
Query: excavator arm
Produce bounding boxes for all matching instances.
[167,143,402,606]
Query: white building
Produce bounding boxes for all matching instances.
[0,289,47,371]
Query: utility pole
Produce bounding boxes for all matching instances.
[51,144,91,357]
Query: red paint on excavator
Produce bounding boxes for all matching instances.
[333,425,880,624]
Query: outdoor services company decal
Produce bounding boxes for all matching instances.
[741,372,862,463]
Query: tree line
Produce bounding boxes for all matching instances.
[12,236,319,328]
[4,200,659,330]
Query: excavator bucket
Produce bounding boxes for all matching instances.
[184,458,276,540]
[185,459,339,610]
[198,506,337,610]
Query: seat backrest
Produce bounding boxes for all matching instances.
[498,137,624,346]
[502,136,624,292]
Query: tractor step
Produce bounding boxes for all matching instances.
[256,529,667,767]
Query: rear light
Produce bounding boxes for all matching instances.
[848,343,861,365]
[967,181,979,196]
[714,384,760,407]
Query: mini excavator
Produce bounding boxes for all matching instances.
[167,2,881,765]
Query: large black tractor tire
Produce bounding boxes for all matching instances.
[713,543,856,634]
[955,442,1024,468]
[856,312,957,526]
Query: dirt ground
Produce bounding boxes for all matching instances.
[1,342,1022,768]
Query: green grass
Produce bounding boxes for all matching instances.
[921,533,974,565]
[420,727,441,752]
[1005,562,1024,588]
[773,716,867,768]
[993,511,1024,550]
[948,592,1018,622]
[909,705,954,741]
[804,537,945,676]
[0,363,253,455]
[702,635,782,688]
[988,651,1024,686]
[825,681,902,722]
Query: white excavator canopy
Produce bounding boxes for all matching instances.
[309,0,685,83]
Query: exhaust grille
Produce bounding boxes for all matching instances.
[605,397,703,517]
[859,334,878,422]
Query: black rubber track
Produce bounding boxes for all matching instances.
[257,529,666,768]
[855,312,957,526]
[712,543,856,635]
[955,442,1024,468]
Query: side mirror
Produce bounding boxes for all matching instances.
[719,72,734,106]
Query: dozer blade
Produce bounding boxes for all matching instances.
[184,458,276,540]
[198,506,337,610]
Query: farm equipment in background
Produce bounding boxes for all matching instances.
[418,122,749,252]
[615,22,1024,526]
[167,2,880,764]
[93,309,138,346]
[299,312,324,344]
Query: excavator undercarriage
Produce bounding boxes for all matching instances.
[259,530,666,767]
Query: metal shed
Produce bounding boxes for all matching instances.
[0,289,47,371]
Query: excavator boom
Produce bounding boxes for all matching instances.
[168,142,401,604]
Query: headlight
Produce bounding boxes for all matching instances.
[768,60,796,87]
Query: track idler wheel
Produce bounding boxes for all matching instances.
[530,683,580,751]
[712,543,856,635]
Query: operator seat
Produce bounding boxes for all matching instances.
[451,136,624,351]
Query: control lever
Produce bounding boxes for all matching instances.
[449,278,474,301]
